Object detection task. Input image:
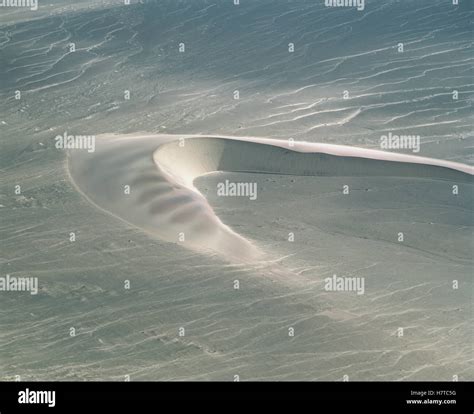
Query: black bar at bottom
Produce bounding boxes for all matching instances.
[0,381,471,411]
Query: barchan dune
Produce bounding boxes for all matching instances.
[67,134,473,261]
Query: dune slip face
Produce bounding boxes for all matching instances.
[67,133,473,262]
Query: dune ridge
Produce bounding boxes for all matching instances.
[67,134,473,261]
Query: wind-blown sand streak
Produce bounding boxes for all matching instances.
[67,134,473,261]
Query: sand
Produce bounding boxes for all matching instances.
[0,0,472,381]
[67,133,473,262]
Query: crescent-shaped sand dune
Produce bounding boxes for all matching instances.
[66,134,473,262]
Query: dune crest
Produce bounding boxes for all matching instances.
[67,134,473,261]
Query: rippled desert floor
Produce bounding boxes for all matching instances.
[0,0,472,380]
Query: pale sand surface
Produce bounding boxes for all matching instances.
[67,133,473,261]
[1,0,472,380]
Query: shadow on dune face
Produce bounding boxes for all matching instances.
[155,137,474,184]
